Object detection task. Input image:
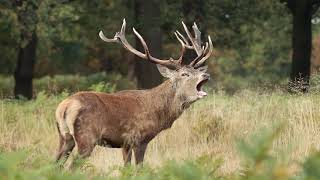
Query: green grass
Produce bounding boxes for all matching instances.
[1,90,320,179]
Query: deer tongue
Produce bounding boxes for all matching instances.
[197,90,207,97]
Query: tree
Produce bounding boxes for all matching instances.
[12,0,38,99]
[282,0,320,92]
[134,0,162,89]
[14,33,37,99]
[1,0,93,98]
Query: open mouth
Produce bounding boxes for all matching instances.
[196,79,209,98]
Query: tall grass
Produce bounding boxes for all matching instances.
[1,90,320,179]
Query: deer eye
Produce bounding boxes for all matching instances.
[181,73,190,77]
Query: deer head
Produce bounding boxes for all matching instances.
[99,19,213,105]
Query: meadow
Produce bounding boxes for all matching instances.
[1,0,319,179]
[1,88,320,179]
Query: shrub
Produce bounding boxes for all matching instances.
[0,151,87,180]
[0,72,135,97]
[89,82,116,93]
[0,75,13,98]
[191,113,225,143]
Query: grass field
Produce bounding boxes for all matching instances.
[1,90,320,179]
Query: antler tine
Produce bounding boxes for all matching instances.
[180,21,213,67]
[100,19,141,57]
[194,36,213,67]
[132,27,151,59]
[182,21,203,56]
[176,30,193,49]
[174,32,187,64]
[99,31,117,42]
[192,22,202,48]
[116,19,146,58]
[133,27,182,68]
[120,18,126,35]
[99,18,124,43]
[189,42,209,66]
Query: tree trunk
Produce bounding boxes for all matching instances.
[14,33,37,99]
[289,0,312,92]
[134,0,162,89]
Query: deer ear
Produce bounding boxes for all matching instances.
[157,64,176,78]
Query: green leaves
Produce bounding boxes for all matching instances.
[0,151,87,180]
[89,82,116,93]
[237,124,294,180]
[301,152,320,180]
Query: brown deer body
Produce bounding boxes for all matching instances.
[55,19,213,165]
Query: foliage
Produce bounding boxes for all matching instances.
[0,72,135,97]
[0,0,302,91]
[307,73,320,93]
[0,151,89,180]
[0,150,221,180]
[89,82,116,93]
[301,152,320,180]
[207,0,291,91]
[237,125,288,179]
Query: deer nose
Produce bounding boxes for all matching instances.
[202,73,210,79]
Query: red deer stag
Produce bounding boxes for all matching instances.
[55,19,213,166]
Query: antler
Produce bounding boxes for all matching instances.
[99,19,213,69]
[99,19,182,69]
[177,22,213,67]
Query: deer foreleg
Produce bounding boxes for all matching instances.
[134,143,148,164]
[122,146,133,165]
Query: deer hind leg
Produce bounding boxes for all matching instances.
[133,143,148,165]
[55,121,75,163]
[66,135,95,170]
[122,146,132,166]
[55,122,64,162]
[67,117,96,169]
[55,133,75,163]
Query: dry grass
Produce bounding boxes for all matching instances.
[1,90,320,176]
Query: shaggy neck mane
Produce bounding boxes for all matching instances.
[147,79,184,130]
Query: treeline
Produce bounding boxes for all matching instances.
[1,0,320,98]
